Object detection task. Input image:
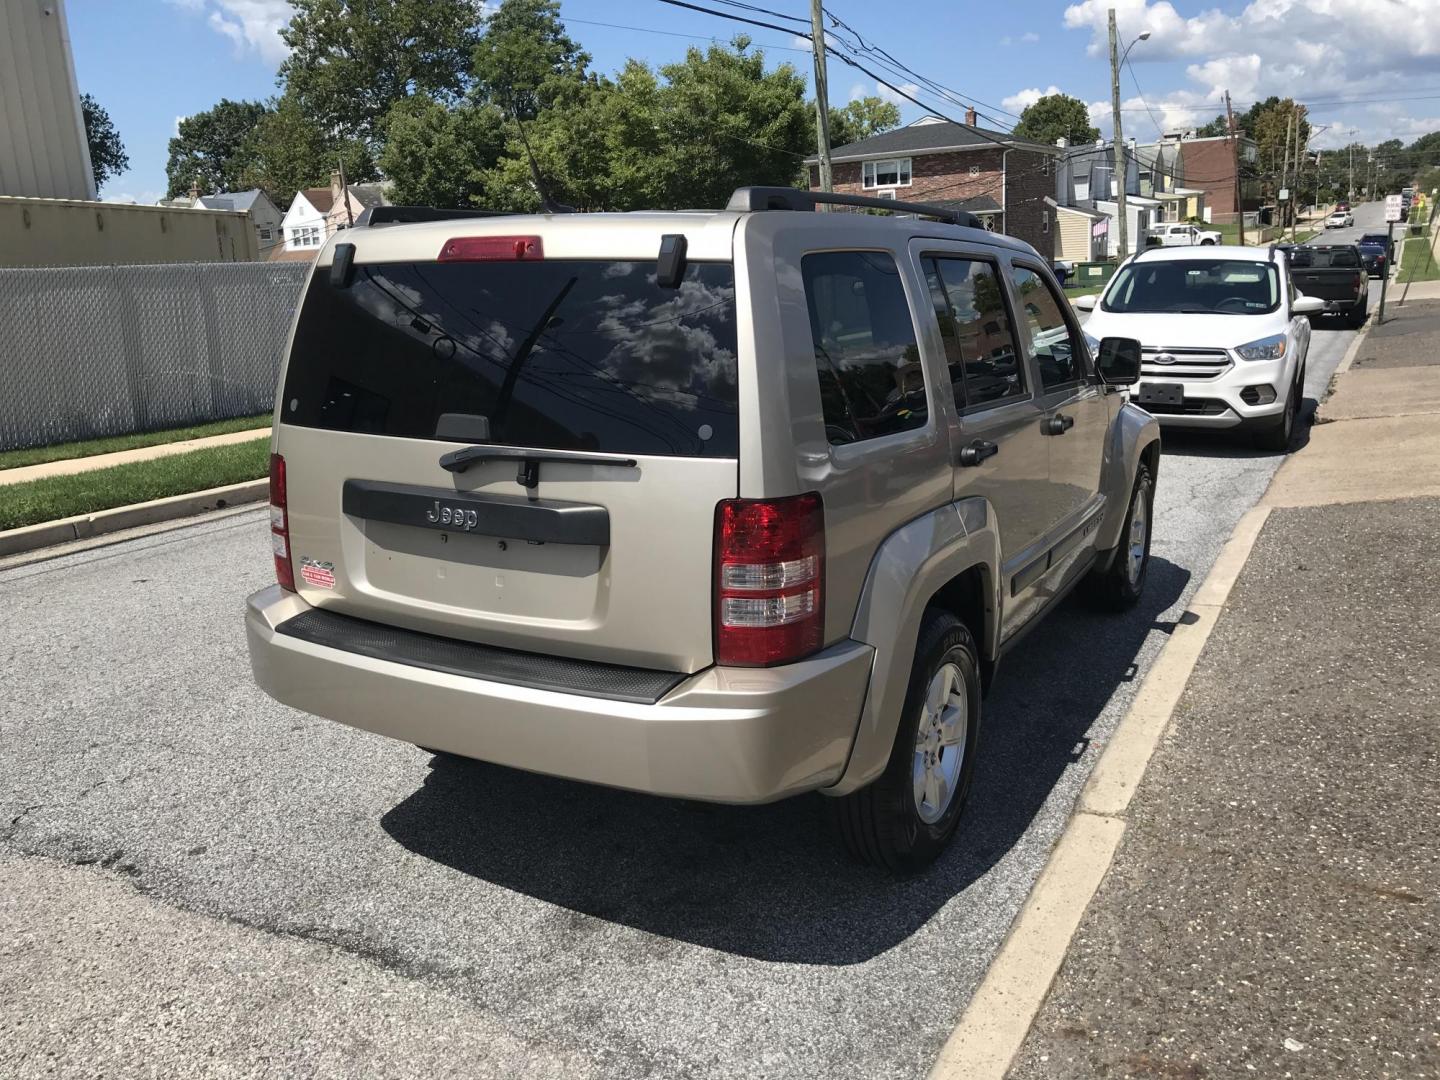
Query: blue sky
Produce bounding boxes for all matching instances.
[69,0,1440,203]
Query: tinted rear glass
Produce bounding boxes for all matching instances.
[282,259,739,458]
[1289,248,1360,268]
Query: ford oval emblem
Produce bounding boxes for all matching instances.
[1153,352,1177,365]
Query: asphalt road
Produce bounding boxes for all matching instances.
[0,256,1374,1079]
[1309,196,1389,248]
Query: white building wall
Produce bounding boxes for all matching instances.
[0,0,96,200]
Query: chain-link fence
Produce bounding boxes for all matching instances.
[0,262,310,452]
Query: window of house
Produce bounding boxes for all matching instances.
[925,256,1026,411]
[862,158,912,189]
[258,228,272,242]
[802,251,926,445]
[291,225,321,248]
[1009,265,1087,391]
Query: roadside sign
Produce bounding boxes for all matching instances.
[1278,188,1289,201]
[1385,194,1404,222]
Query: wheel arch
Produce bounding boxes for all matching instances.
[826,498,1001,797]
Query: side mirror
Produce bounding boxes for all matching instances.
[1072,294,1099,311]
[1292,295,1325,316]
[1097,337,1142,386]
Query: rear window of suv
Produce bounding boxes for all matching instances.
[281,259,739,458]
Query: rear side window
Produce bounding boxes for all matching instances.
[282,259,739,458]
[1009,265,1086,390]
[926,256,1026,409]
[803,251,926,446]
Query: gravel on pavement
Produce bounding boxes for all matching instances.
[1009,497,1440,1080]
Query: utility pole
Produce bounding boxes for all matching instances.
[1281,106,1295,230]
[1348,143,1355,203]
[809,0,833,194]
[1109,9,1128,259]
[338,159,354,228]
[1226,91,1244,246]
[1314,150,1323,213]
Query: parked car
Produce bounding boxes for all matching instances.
[1288,245,1370,326]
[1148,222,1222,247]
[1074,245,1321,450]
[244,187,1160,872]
[1326,210,1354,229]
[1355,234,1392,278]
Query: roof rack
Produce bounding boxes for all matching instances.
[726,186,984,229]
[354,205,511,227]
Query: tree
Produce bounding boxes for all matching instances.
[80,93,128,191]
[279,0,483,149]
[238,93,374,209]
[470,0,591,119]
[381,96,508,207]
[165,99,270,198]
[1194,114,1230,138]
[829,96,900,148]
[480,38,809,213]
[1011,93,1099,146]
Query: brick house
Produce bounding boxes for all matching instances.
[805,113,1060,259]
[1170,134,1259,225]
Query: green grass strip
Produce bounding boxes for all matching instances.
[0,437,270,532]
[0,414,272,472]
[1399,233,1440,282]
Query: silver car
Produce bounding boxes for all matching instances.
[246,188,1159,871]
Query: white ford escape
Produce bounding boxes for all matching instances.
[246,188,1159,872]
[1075,245,1324,450]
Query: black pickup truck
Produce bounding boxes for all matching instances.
[1287,245,1369,328]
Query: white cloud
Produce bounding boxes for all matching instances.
[1002,85,1065,116]
[848,82,869,102]
[1021,32,1040,44]
[876,80,921,107]
[174,114,188,137]
[1062,0,1440,146]
[170,0,293,65]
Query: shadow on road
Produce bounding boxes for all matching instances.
[380,556,1191,965]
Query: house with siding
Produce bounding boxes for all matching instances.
[280,187,333,256]
[805,112,1060,259]
[192,189,283,255]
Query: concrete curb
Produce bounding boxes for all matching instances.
[927,504,1274,1080]
[0,479,267,557]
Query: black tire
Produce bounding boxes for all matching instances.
[1084,460,1154,610]
[1255,376,1300,452]
[830,610,981,873]
[1347,302,1368,329]
[1200,238,1216,245]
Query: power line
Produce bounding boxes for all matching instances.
[565,16,811,54]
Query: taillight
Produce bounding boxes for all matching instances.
[269,452,295,591]
[437,235,543,262]
[715,494,824,667]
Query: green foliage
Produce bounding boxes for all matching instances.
[1011,94,1099,146]
[482,39,808,212]
[279,0,483,147]
[471,0,591,119]
[0,415,271,472]
[80,93,129,191]
[0,439,270,532]
[381,97,508,207]
[165,99,270,199]
[829,97,901,147]
[238,94,374,209]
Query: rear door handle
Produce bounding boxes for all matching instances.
[958,439,999,467]
[1045,413,1075,436]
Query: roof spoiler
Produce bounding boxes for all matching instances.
[354,205,512,228]
[726,186,984,229]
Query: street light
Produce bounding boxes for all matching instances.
[1109,10,1150,259]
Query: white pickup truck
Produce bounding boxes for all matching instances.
[1148,222,1222,247]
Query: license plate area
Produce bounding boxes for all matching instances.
[1137,382,1184,406]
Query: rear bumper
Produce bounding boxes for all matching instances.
[246,586,874,804]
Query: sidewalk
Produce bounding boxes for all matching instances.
[0,427,268,487]
[1009,305,1440,1077]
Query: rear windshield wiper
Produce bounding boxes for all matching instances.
[439,444,638,490]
